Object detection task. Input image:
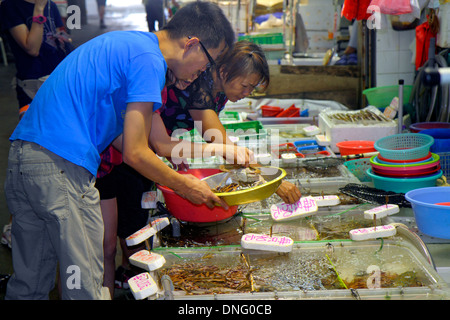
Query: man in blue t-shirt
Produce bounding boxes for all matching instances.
[4,1,238,300]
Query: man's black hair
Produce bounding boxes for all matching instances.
[163,1,235,51]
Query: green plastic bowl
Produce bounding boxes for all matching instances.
[370,153,440,168]
[363,85,413,108]
[366,168,442,193]
[344,158,372,182]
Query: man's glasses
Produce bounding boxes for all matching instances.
[188,36,216,68]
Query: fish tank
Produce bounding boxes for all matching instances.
[153,239,449,300]
[158,204,375,247]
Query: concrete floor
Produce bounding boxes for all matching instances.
[0,1,148,299]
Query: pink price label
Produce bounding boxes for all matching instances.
[272,197,317,220]
[351,225,395,235]
[127,224,153,240]
[142,191,157,202]
[366,204,396,213]
[131,273,154,291]
[132,251,160,263]
[242,234,293,246]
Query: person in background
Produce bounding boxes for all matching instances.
[0,0,71,250]
[4,1,238,300]
[143,0,164,32]
[0,0,71,118]
[52,0,68,28]
[159,40,302,204]
[335,20,357,65]
[96,0,106,29]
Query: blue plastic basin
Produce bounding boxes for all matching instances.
[405,187,450,239]
[421,129,450,153]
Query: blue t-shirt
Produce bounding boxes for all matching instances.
[10,31,167,176]
[0,0,65,80]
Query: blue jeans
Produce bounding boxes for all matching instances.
[4,140,110,300]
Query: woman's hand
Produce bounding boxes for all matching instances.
[222,144,255,167]
[276,181,301,204]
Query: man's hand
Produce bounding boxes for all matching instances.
[175,174,229,209]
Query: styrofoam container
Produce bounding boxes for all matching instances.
[319,109,397,153]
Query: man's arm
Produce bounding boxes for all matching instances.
[121,102,228,209]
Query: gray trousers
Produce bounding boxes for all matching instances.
[4,141,110,300]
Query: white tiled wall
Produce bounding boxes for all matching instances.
[376,26,416,86]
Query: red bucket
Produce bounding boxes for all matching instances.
[336,140,376,156]
[156,169,238,223]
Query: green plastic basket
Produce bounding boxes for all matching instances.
[238,33,283,45]
[344,158,372,182]
[363,85,413,108]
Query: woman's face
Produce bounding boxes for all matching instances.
[222,73,261,102]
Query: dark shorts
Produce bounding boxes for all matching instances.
[96,0,106,6]
[95,163,154,239]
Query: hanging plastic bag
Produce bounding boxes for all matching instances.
[369,0,412,15]
[397,0,422,22]
[390,0,423,31]
[341,0,372,21]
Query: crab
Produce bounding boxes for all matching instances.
[211,165,267,193]
[219,165,264,184]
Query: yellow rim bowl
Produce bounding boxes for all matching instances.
[202,166,286,206]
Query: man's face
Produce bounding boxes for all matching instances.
[173,38,227,90]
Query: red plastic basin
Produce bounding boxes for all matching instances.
[156,169,238,223]
[336,140,376,156]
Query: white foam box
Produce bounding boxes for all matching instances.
[128,272,159,300]
[318,108,397,153]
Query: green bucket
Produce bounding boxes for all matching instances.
[363,85,413,109]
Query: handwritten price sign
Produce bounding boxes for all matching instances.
[241,233,294,252]
[349,224,397,241]
[128,272,158,300]
[270,197,318,221]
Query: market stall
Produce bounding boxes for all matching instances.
[122,95,450,300]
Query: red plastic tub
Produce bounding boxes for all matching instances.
[276,104,300,118]
[156,169,238,223]
[261,105,282,117]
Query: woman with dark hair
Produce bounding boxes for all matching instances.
[158,40,302,204]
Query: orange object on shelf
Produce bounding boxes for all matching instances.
[336,140,376,156]
[276,104,300,118]
[261,105,282,117]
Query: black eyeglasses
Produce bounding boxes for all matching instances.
[188,36,215,68]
